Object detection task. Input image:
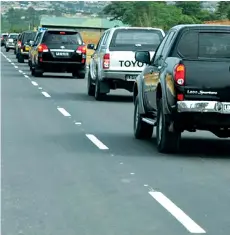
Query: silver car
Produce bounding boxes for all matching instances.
[5,33,19,52]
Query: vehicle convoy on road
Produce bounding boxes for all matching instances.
[133,24,230,153]
[15,30,36,63]
[29,28,86,78]
[5,33,19,52]
[87,27,165,100]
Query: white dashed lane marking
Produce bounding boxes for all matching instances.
[24,75,29,78]
[86,134,109,150]
[19,70,23,73]
[149,191,206,234]
[57,107,71,117]
[41,91,51,98]
[14,66,18,69]
[31,81,38,86]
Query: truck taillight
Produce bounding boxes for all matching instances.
[174,64,185,86]
[38,43,48,53]
[18,41,22,48]
[103,53,110,69]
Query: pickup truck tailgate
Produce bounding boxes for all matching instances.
[183,60,230,102]
[109,51,155,71]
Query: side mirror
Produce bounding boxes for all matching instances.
[29,40,34,46]
[135,51,151,65]
[87,43,95,50]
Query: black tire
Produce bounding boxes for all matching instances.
[94,78,104,101]
[134,97,153,139]
[31,67,42,77]
[18,54,24,63]
[14,50,16,55]
[72,71,85,79]
[5,48,9,52]
[156,99,181,153]
[28,60,32,71]
[87,70,95,96]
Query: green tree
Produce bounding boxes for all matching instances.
[216,1,230,19]
[103,2,198,30]
[175,1,202,17]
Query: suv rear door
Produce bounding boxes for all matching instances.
[109,28,165,72]
[40,30,84,62]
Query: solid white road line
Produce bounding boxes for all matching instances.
[57,107,71,117]
[86,134,109,150]
[31,81,38,86]
[41,91,51,98]
[149,191,206,234]
[19,70,23,73]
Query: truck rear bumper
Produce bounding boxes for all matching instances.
[177,101,230,114]
[102,70,141,82]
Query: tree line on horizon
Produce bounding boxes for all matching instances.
[1,1,230,33]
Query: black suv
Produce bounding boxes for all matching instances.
[30,29,86,78]
[16,30,36,63]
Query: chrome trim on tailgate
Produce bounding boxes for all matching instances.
[177,101,230,114]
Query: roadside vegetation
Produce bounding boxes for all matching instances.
[103,1,230,30]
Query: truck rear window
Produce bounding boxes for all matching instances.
[23,32,36,42]
[198,32,230,58]
[110,29,164,51]
[9,34,18,39]
[177,31,230,59]
[43,31,82,45]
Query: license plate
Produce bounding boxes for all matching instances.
[223,104,230,112]
[25,46,31,51]
[125,75,137,81]
[55,52,69,56]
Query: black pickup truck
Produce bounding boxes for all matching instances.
[133,24,230,153]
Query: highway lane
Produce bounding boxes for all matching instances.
[2,50,230,235]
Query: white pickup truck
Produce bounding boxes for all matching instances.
[87,27,165,100]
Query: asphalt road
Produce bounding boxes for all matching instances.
[2,49,230,235]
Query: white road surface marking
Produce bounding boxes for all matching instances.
[57,107,71,117]
[11,62,15,65]
[86,134,109,150]
[24,75,29,78]
[19,70,23,73]
[74,122,82,125]
[7,59,11,62]
[14,66,18,69]
[149,191,206,234]
[31,81,38,86]
[41,91,51,98]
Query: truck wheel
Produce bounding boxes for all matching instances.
[134,97,153,139]
[18,54,24,63]
[5,48,9,52]
[156,99,181,153]
[94,78,104,101]
[87,70,95,96]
